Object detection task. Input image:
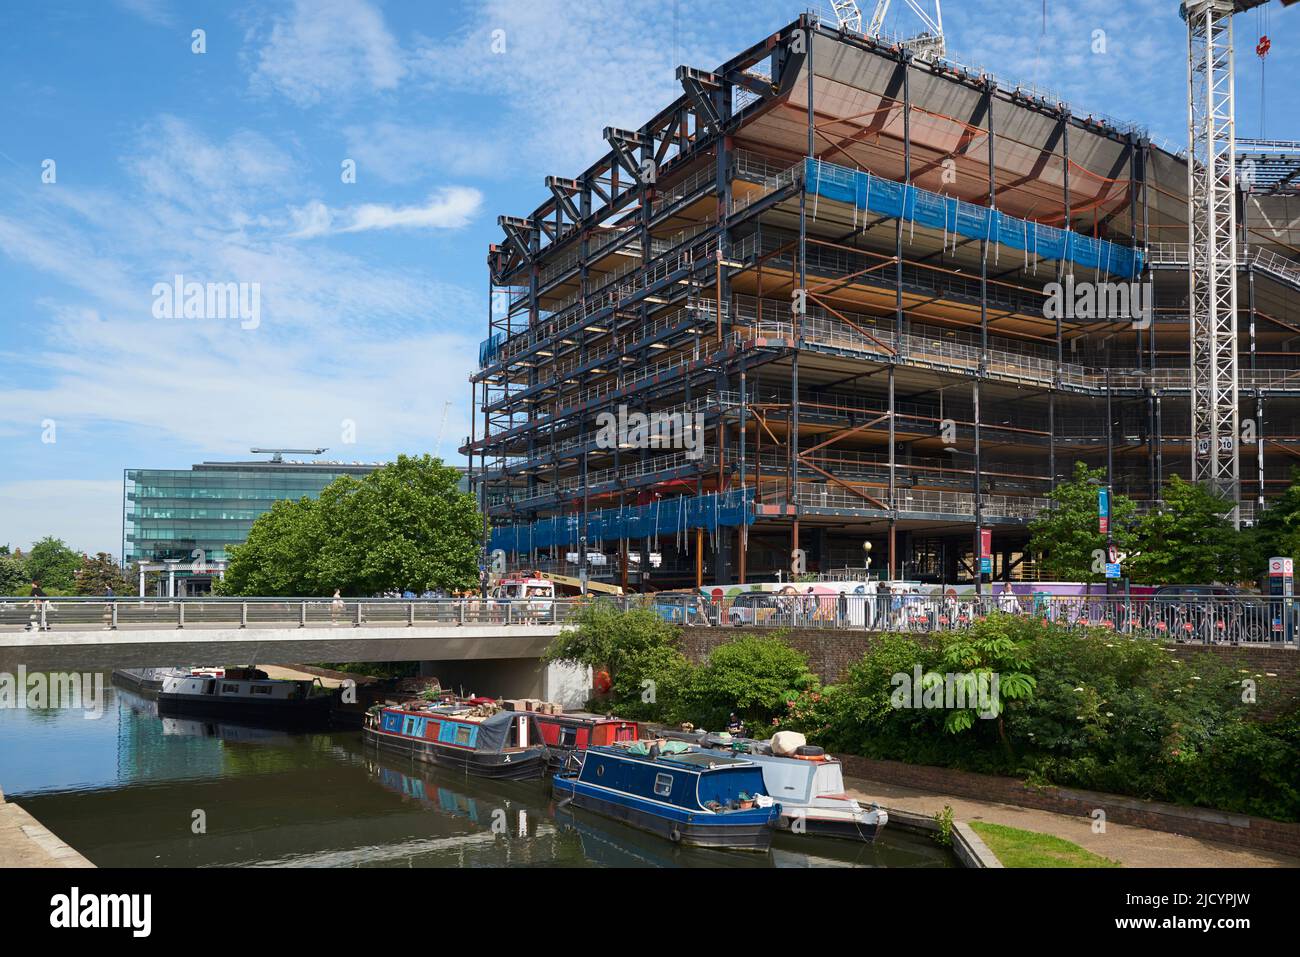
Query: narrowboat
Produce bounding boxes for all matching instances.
[111,667,171,696]
[364,703,549,780]
[552,743,782,851]
[157,667,332,728]
[532,711,640,767]
[662,730,887,842]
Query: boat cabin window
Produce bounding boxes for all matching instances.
[454,725,474,746]
[222,683,240,694]
[251,685,273,695]
[653,773,673,797]
[560,727,578,748]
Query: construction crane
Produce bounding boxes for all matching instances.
[1181,0,1274,528]
[250,447,327,463]
[843,0,946,61]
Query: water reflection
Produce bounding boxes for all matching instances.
[0,674,955,868]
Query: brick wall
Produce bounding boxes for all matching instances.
[838,754,1300,857]
[1162,644,1300,719]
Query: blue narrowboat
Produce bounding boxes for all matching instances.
[553,745,782,851]
[364,704,549,780]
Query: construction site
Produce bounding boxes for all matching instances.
[462,0,1300,591]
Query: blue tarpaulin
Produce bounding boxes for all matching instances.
[490,488,753,553]
[805,158,1143,279]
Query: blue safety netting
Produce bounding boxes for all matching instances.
[805,158,1143,279]
[479,330,507,366]
[490,488,754,553]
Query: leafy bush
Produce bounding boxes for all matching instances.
[777,615,1299,821]
[681,635,819,731]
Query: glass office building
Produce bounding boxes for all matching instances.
[122,458,384,571]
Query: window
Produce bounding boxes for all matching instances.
[560,727,578,748]
[250,686,273,695]
[222,683,241,694]
[653,773,673,797]
[455,725,474,746]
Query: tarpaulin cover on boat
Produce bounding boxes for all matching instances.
[468,710,539,753]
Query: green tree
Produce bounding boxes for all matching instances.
[545,603,691,719]
[0,553,28,595]
[1131,475,1242,585]
[683,635,819,732]
[25,536,83,592]
[1027,462,1138,581]
[311,455,479,595]
[74,553,133,595]
[1256,467,1300,567]
[219,455,479,596]
[218,497,322,596]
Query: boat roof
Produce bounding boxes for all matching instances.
[590,745,755,771]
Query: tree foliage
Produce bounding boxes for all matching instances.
[1255,466,1300,566]
[1030,461,1282,585]
[0,554,28,595]
[25,536,82,592]
[74,553,133,595]
[218,455,480,596]
[1129,476,1242,585]
[1027,462,1138,581]
[683,635,819,731]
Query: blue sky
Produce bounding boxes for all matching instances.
[0,0,1295,555]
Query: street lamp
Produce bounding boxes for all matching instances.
[944,446,985,596]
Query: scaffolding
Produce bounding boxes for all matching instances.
[463,12,1300,591]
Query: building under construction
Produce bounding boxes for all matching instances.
[463,4,1300,590]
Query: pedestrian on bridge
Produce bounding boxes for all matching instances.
[331,588,345,624]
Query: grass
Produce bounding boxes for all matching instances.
[968,821,1122,868]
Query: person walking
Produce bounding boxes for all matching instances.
[27,580,46,631]
[331,588,345,625]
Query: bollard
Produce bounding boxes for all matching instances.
[110,601,118,630]
[240,602,248,628]
[408,602,415,627]
[300,601,307,628]
[459,600,466,625]
[178,601,185,628]
[355,601,363,628]
[507,602,513,625]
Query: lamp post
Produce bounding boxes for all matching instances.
[1086,476,1116,594]
[944,447,985,596]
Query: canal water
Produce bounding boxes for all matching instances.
[0,675,955,868]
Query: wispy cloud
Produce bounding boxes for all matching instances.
[287,187,482,238]
[248,0,407,107]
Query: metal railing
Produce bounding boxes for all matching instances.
[0,597,590,632]
[6,595,1292,647]
[660,593,1296,646]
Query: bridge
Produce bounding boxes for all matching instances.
[0,598,588,702]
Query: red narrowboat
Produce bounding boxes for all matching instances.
[532,711,640,766]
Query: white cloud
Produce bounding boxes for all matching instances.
[287,187,482,239]
[248,0,407,106]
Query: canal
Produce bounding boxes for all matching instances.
[0,675,956,868]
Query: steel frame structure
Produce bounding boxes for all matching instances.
[463,12,1300,590]
[1186,0,1242,524]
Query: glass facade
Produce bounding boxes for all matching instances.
[122,460,384,566]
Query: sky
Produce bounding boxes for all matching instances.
[0,0,1296,556]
